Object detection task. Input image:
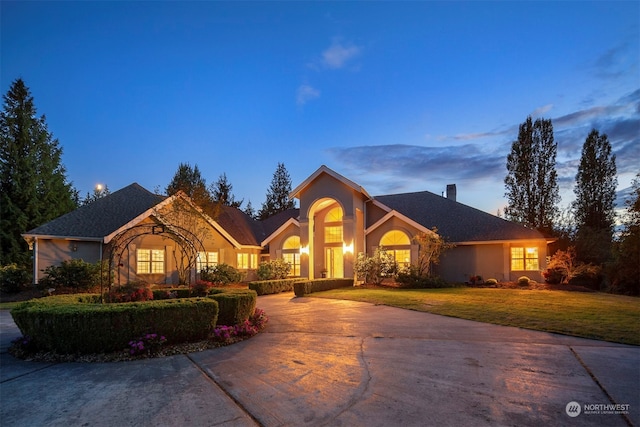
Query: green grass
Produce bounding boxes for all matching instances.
[311,287,640,345]
[0,301,21,310]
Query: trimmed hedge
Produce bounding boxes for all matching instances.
[248,279,306,296]
[208,288,257,326]
[152,288,192,299]
[11,296,218,354]
[294,278,354,297]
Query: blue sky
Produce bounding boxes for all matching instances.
[2,1,638,215]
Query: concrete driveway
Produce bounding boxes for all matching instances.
[1,293,638,426]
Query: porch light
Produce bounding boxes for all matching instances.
[300,246,309,255]
[343,241,354,254]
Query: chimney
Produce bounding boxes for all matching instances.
[446,184,457,202]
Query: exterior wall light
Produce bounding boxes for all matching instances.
[300,246,309,255]
[343,241,354,254]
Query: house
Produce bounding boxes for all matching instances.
[23,165,550,285]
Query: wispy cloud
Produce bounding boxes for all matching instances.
[531,104,553,117]
[296,84,320,106]
[320,39,361,69]
[325,89,639,211]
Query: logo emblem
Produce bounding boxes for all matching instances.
[565,401,581,417]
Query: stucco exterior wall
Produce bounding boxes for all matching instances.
[34,239,102,282]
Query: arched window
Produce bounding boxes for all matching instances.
[282,235,301,276]
[380,230,411,268]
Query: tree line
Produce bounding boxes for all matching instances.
[504,116,638,294]
[0,78,295,270]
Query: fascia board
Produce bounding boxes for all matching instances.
[261,218,300,247]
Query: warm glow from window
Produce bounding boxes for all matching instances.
[511,247,539,271]
[325,226,343,243]
[137,249,164,274]
[325,206,343,222]
[237,253,249,269]
[380,230,411,246]
[197,251,218,271]
[283,253,300,276]
[283,235,300,250]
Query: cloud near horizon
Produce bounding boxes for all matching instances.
[326,89,639,209]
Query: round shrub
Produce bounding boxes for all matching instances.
[200,263,243,285]
[485,278,498,285]
[517,276,530,286]
[0,264,31,293]
[257,259,291,280]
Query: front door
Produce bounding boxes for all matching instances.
[325,247,343,278]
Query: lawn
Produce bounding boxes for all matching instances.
[310,287,640,345]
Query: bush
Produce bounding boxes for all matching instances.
[192,280,214,296]
[11,297,219,354]
[248,278,305,295]
[208,289,257,326]
[485,278,498,285]
[517,276,530,286]
[294,278,353,297]
[200,263,243,285]
[0,264,31,293]
[256,259,291,280]
[396,268,449,289]
[468,275,483,285]
[354,248,397,285]
[106,281,153,302]
[39,259,101,290]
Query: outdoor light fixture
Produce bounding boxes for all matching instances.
[343,241,354,254]
[299,246,309,255]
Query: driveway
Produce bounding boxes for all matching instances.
[1,293,638,426]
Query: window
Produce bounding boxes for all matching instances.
[511,247,539,271]
[137,249,164,274]
[250,253,258,269]
[324,206,343,244]
[197,251,218,272]
[237,253,249,269]
[380,230,411,268]
[282,236,301,276]
[324,226,343,243]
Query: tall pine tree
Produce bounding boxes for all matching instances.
[0,78,77,267]
[258,162,295,220]
[573,129,617,264]
[211,173,242,208]
[504,116,560,235]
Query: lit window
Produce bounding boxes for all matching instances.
[137,249,164,274]
[511,247,539,271]
[325,226,343,243]
[197,251,218,272]
[325,206,343,222]
[237,253,249,269]
[282,235,301,276]
[250,253,258,269]
[380,231,411,268]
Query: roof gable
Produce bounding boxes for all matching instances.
[24,183,165,240]
[290,165,370,200]
[374,191,545,243]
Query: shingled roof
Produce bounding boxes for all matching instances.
[374,191,545,243]
[24,183,166,240]
[215,205,263,247]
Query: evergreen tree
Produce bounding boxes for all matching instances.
[211,173,242,208]
[573,129,617,264]
[504,116,560,234]
[166,163,218,218]
[243,200,256,219]
[258,162,295,220]
[82,184,110,206]
[611,173,639,295]
[0,78,77,267]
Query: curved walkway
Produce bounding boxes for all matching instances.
[1,293,638,426]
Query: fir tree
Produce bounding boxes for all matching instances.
[0,78,77,267]
[573,129,617,264]
[211,173,242,208]
[165,163,215,214]
[258,162,295,220]
[504,116,560,234]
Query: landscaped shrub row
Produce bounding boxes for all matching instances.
[294,278,354,297]
[248,278,306,296]
[11,297,218,354]
[208,289,257,326]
